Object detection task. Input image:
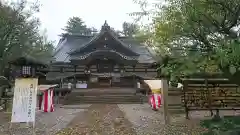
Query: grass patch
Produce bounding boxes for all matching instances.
[200,116,240,135]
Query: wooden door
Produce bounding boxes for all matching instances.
[97,60,114,73]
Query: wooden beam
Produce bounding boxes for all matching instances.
[161,79,170,124]
[38,65,158,74]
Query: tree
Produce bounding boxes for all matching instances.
[133,0,240,83]
[110,27,122,37]
[0,0,54,76]
[89,27,98,36]
[122,22,139,37]
[160,0,240,81]
[62,16,98,36]
[28,29,55,63]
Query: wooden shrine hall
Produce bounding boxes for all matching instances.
[42,21,158,88]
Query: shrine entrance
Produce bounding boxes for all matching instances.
[88,59,115,87]
[96,59,115,73]
[98,76,112,87]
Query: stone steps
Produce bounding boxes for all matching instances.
[64,96,147,104]
[70,88,137,96]
[68,92,136,96]
[67,96,144,101]
[64,101,144,104]
[64,88,148,104]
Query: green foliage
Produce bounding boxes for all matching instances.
[133,0,240,83]
[122,22,139,37]
[62,16,98,36]
[200,116,240,135]
[134,26,153,43]
[0,0,54,76]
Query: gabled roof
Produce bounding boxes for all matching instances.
[69,21,139,56]
[53,21,157,64]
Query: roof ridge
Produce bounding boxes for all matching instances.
[61,33,94,38]
[69,23,139,56]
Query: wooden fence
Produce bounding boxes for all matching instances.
[182,78,240,119]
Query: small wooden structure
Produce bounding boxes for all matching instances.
[8,56,47,78]
[1,56,47,111]
[181,77,240,119]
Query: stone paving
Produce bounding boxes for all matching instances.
[56,104,137,135]
[118,104,207,135]
[1,103,227,135]
[0,106,87,135]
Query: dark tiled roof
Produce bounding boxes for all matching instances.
[8,55,47,67]
[119,37,157,63]
[54,34,157,64]
[69,27,139,56]
[54,21,157,64]
[54,35,92,62]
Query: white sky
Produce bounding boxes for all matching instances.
[34,0,143,43]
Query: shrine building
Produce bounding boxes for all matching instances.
[44,21,158,88]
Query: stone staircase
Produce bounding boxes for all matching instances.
[64,88,148,104]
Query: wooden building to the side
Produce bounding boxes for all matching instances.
[42,21,158,88]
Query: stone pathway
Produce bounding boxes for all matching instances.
[0,103,221,135]
[0,107,86,135]
[118,104,207,135]
[56,104,137,135]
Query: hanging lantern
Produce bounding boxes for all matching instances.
[9,56,46,78]
[21,65,35,76]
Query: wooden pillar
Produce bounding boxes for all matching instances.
[183,80,189,119]
[133,75,136,88]
[74,75,76,88]
[60,78,63,88]
[161,79,170,124]
[60,67,64,73]
[74,65,77,72]
[206,79,213,116]
[133,65,136,88]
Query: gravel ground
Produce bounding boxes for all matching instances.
[118,104,207,135]
[56,104,137,135]
[2,103,238,135]
[0,107,85,135]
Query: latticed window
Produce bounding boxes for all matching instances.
[22,66,31,75]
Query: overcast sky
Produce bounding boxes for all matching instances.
[32,0,144,43]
